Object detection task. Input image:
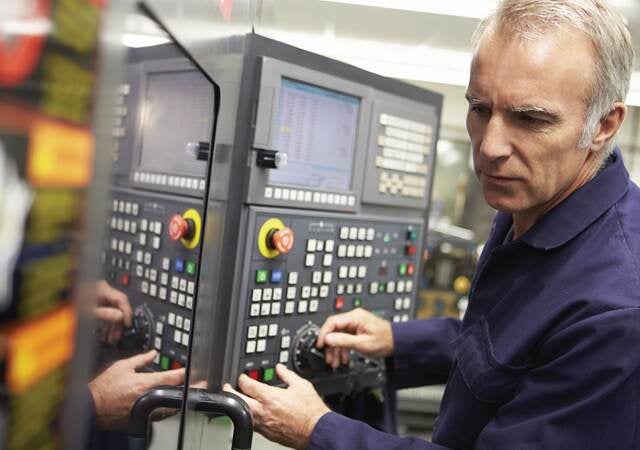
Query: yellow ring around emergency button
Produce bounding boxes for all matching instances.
[180,209,202,250]
[258,218,285,259]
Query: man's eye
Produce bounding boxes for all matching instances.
[470,105,490,116]
[518,114,547,126]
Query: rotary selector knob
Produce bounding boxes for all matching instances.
[292,323,331,377]
[119,304,154,354]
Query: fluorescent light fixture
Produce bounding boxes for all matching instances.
[318,0,497,19]
[0,18,53,36]
[121,33,170,48]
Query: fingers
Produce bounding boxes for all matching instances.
[274,363,302,387]
[324,332,367,352]
[238,373,278,402]
[223,383,261,417]
[317,312,356,348]
[149,368,186,386]
[94,307,124,324]
[96,281,132,327]
[125,349,158,370]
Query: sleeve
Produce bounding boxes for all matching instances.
[388,317,461,389]
[309,412,452,450]
[475,308,640,449]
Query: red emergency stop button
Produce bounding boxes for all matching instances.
[245,369,261,380]
[405,244,417,256]
[169,214,194,241]
[268,227,295,254]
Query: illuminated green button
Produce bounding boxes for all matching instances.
[406,230,417,241]
[263,367,275,382]
[186,261,197,276]
[383,233,391,243]
[256,269,269,284]
[160,356,170,370]
[398,264,407,276]
[378,282,386,293]
[353,297,362,308]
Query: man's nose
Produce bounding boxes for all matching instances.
[478,117,512,161]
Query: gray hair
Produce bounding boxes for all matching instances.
[473,0,635,154]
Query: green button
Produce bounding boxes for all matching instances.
[379,282,386,293]
[256,269,269,284]
[398,264,407,276]
[353,297,362,308]
[263,367,275,382]
[160,356,170,370]
[407,230,417,241]
[383,233,391,243]
[186,261,197,276]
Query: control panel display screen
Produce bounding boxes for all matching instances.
[268,78,359,191]
[138,70,213,177]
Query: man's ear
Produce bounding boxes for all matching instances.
[590,102,627,153]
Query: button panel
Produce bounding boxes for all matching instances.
[240,211,422,385]
[104,192,202,371]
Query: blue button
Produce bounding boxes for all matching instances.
[175,259,185,273]
[270,269,283,284]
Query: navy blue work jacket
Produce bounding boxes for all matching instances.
[310,148,640,449]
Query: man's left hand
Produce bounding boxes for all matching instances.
[224,363,330,449]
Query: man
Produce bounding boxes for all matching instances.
[226,0,639,448]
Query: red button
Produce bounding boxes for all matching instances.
[405,244,417,256]
[407,263,415,276]
[169,214,191,241]
[270,227,295,254]
[245,369,261,380]
[171,360,184,370]
[119,272,129,287]
[335,296,345,310]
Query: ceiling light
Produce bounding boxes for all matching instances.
[318,0,497,19]
[0,18,53,36]
[121,33,170,48]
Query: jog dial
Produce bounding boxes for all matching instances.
[292,322,332,377]
[119,304,154,355]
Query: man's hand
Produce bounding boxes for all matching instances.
[316,308,394,368]
[94,280,133,344]
[224,364,330,449]
[88,350,185,430]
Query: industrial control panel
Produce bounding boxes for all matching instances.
[100,34,441,401]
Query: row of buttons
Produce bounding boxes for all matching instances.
[252,284,331,302]
[110,216,138,234]
[380,113,432,136]
[337,244,374,259]
[139,280,194,309]
[394,297,413,311]
[140,219,163,235]
[392,314,411,323]
[334,296,363,311]
[304,253,332,267]
[375,155,428,175]
[382,146,427,164]
[369,280,413,295]
[336,283,363,295]
[306,239,335,253]
[112,200,140,216]
[339,226,375,241]
[108,255,131,271]
[111,238,133,255]
[338,265,368,279]
[265,187,356,208]
[133,171,206,191]
[138,233,162,250]
[249,299,321,318]
[154,353,186,370]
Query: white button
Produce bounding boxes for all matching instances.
[141,219,148,231]
[387,281,396,293]
[176,316,184,329]
[170,291,178,304]
[406,280,414,292]
[130,222,137,233]
[159,287,167,300]
[149,284,157,297]
[160,272,168,286]
[154,222,163,235]
[112,199,118,212]
[182,333,189,346]
[327,193,335,204]
[264,187,273,198]
[310,286,319,297]
[304,191,312,202]
[246,340,256,354]
[184,319,191,332]
[273,288,282,301]
[118,201,125,213]
[261,303,271,316]
[305,254,315,267]
[252,289,262,302]
[132,203,139,216]
[348,266,358,279]
[320,193,327,203]
[258,325,268,338]
[179,278,187,292]
[338,245,347,258]
[397,280,406,293]
[338,266,348,279]
[316,240,324,252]
[325,240,335,252]
[248,326,258,339]
[313,192,320,203]
[301,286,311,299]
[320,286,329,298]
[370,282,379,294]
[156,322,164,335]
[279,350,289,363]
[174,330,182,343]
[286,286,297,299]
[298,301,308,314]
[281,335,291,348]
[348,196,356,206]
[144,252,152,265]
[323,254,333,267]
[125,242,132,255]
[364,246,374,258]
[274,188,282,199]
[307,239,317,252]
[141,281,149,294]
[154,336,162,350]
[358,228,367,240]
[340,195,347,206]
[347,245,356,258]
[149,269,157,282]
[340,227,349,240]
[309,300,319,312]
[403,297,412,309]
[355,283,363,294]
[168,313,176,325]
[110,217,117,229]
[136,264,144,277]
[178,293,186,307]
[257,339,267,353]
[135,250,143,263]
[358,266,367,278]
[402,314,409,322]
[268,324,278,337]
[366,228,375,240]
[125,202,132,215]
[349,227,358,240]
[263,288,272,301]
[393,315,401,323]
[312,271,322,284]
[346,284,354,294]
[250,304,260,317]
[152,236,161,250]
[271,302,281,315]
[395,298,403,310]
[285,302,295,314]
[337,284,345,294]
[162,258,170,271]
[288,272,298,284]
[117,240,124,252]
[186,296,194,310]
[323,271,333,284]
[124,220,130,233]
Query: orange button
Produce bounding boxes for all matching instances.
[335,296,345,311]
[407,263,415,276]
[271,227,295,254]
[169,215,190,241]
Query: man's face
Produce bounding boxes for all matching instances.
[466,27,597,214]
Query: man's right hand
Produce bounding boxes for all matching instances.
[316,308,394,368]
[88,349,185,430]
